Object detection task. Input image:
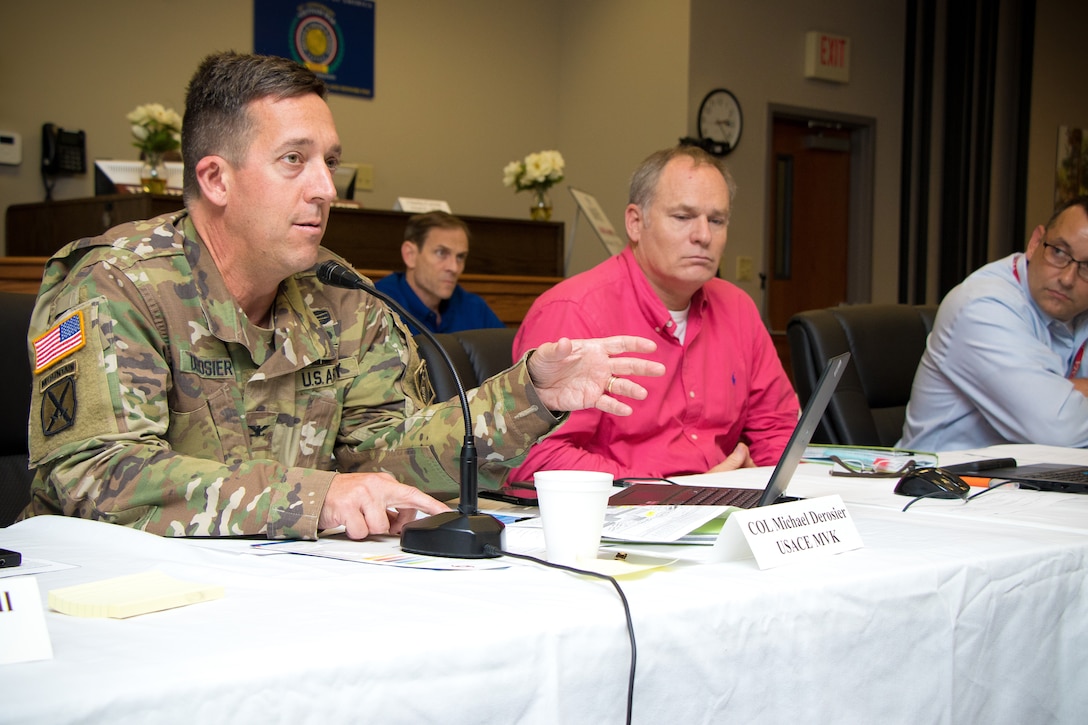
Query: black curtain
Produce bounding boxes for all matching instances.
[898,0,1035,303]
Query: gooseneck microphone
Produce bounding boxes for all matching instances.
[315,260,503,558]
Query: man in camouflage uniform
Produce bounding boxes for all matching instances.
[22,52,662,540]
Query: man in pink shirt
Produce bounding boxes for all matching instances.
[509,146,799,481]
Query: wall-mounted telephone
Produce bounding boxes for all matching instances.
[41,123,86,175]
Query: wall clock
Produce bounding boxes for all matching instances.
[697,88,743,156]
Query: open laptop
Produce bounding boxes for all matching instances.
[949,460,1088,494]
[608,352,852,508]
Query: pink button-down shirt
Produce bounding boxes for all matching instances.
[509,247,799,481]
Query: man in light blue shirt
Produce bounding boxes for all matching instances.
[375,211,504,334]
[900,196,1088,451]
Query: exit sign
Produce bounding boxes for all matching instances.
[804,31,851,83]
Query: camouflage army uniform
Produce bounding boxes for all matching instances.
[23,212,559,539]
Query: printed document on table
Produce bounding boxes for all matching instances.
[507,505,727,544]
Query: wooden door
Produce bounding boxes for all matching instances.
[767,119,852,332]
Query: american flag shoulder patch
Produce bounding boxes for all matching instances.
[33,310,87,374]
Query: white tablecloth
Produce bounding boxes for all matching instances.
[3,446,1087,724]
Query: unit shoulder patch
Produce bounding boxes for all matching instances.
[41,370,78,436]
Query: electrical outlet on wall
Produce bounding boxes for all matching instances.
[356,163,374,191]
[736,255,754,282]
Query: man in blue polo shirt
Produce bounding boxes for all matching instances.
[375,211,505,333]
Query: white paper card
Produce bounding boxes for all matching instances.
[569,187,626,256]
[393,197,451,213]
[709,495,862,569]
[0,577,54,664]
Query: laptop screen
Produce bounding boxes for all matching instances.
[757,352,851,505]
[607,351,851,508]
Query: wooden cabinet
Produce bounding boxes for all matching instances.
[321,205,564,276]
[5,195,565,276]
[0,259,559,327]
[6,195,181,257]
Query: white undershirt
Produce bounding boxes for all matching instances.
[669,306,690,344]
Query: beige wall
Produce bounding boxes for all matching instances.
[556,0,691,275]
[687,0,907,305]
[1026,0,1088,235]
[2,0,1083,309]
[0,0,563,248]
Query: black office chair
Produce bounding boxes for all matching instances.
[0,292,38,526]
[414,328,517,402]
[787,304,938,447]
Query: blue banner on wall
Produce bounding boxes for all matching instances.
[254,0,375,99]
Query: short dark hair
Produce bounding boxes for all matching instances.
[404,211,471,248]
[1047,194,1088,230]
[181,51,327,202]
[628,145,737,212]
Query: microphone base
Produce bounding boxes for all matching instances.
[400,511,505,559]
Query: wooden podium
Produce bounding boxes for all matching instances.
[5,194,565,277]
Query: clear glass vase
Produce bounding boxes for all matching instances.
[140,151,168,195]
[529,188,552,221]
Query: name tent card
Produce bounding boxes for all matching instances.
[393,197,452,213]
[569,187,626,256]
[709,495,863,569]
[0,577,54,665]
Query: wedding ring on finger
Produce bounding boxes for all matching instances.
[606,375,617,395]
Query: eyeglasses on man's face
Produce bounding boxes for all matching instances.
[1040,241,1088,282]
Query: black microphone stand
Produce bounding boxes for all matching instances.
[315,260,504,558]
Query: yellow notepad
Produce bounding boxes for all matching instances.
[48,572,224,619]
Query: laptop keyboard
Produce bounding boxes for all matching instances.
[686,487,763,507]
[1017,468,1088,483]
[610,484,763,508]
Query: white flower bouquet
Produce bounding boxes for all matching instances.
[502,149,565,193]
[127,103,182,157]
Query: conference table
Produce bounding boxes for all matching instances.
[3,444,1087,724]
